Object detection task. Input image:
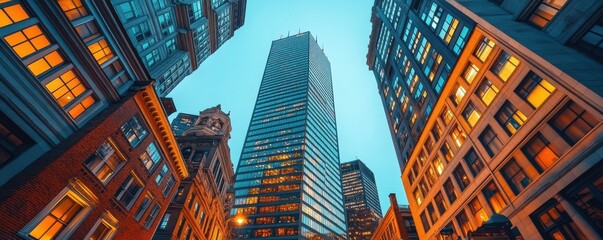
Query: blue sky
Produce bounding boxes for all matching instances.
[167,0,407,214]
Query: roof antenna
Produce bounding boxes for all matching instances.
[298,29,300,34]
[287,30,290,37]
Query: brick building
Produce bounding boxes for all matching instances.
[0,83,188,239]
[371,194,418,240]
[155,105,235,239]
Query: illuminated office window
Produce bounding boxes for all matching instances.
[27,51,64,76]
[476,79,499,106]
[26,193,89,239]
[67,95,95,119]
[531,200,586,239]
[463,102,481,128]
[450,124,466,148]
[4,25,50,58]
[462,63,479,84]
[528,0,568,29]
[44,70,87,107]
[0,3,29,28]
[88,39,114,65]
[516,72,556,109]
[491,51,519,81]
[474,37,495,62]
[482,181,507,213]
[84,140,125,184]
[57,0,89,20]
[432,156,445,176]
[549,101,597,145]
[450,85,467,106]
[522,133,558,173]
[496,102,527,135]
[456,210,472,236]
[468,198,488,226]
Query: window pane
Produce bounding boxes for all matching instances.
[463,148,484,176]
[528,0,568,29]
[491,51,519,81]
[29,196,83,239]
[482,181,507,213]
[532,200,586,239]
[474,37,495,62]
[501,158,531,194]
[522,133,558,173]
[516,72,556,109]
[549,101,597,145]
[496,101,527,135]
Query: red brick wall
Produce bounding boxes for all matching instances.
[0,96,179,239]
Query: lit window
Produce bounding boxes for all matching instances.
[140,142,162,172]
[45,70,87,107]
[441,142,454,162]
[450,84,466,106]
[479,126,503,157]
[120,116,148,147]
[84,140,125,184]
[528,0,568,29]
[453,26,469,55]
[67,95,96,119]
[476,79,499,106]
[516,72,556,108]
[462,63,479,84]
[85,217,117,240]
[496,102,527,135]
[189,1,203,22]
[453,165,470,191]
[450,124,466,148]
[456,210,472,236]
[0,3,29,28]
[114,174,143,209]
[4,25,50,58]
[463,148,484,176]
[463,102,481,127]
[0,113,33,165]
[27,51,64,76]
[88,39,114,65]
[117,1,139,20]
[532,200,586,239]
[157,11,175,36]
[468,198,489,226]
[414,188,423,206]
[482,181,507,213]
[474,37,495,62]
[549,101,597,145]
[165,37,177,55]
[438,15,458,44]
[25,191,90,239]
[522,133,558,173]
[57,0,89,20]
[491,51,519,81]
[501,158,531,194]
[159,213,170,230]
[431,156,445,176]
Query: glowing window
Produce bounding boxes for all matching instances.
[491,51,520,81]
[27,51,64,76]
[140,142,162,172]
[28,196,84,239]
[522,133,558,173]
[45,70,86,107]
[450,124,466,148]
[462,63,479,84]
[529,0,568,29]
[450,84,467,106]
[482,181,507,213]
[0,4,29,28]
[476,79,499,106]
[462,102,481,127]
[474,37,495,62]
[549,101,597,145]
[67,95,95,119]
[468,198,489,226]
[496,102,527,135]
[84,140,125,184]
[4,25,50,58]
[57,0,89,20]
[516,72,556,109]
[431,156,445,176]
[88,39,114,64]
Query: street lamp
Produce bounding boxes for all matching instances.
[226,214,246,239]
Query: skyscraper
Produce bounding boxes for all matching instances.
[368,0,603,239]
[231,32,347,239]
[340,159,382,240]
[171,113,200,136]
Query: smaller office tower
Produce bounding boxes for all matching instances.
[340,160,382,240]
[371,194,418,240]
[154,105,235,240]
[171,113,200,136]
[109,0,247,97]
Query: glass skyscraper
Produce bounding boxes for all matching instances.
[232,32,347,239]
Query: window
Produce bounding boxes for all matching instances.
[189,1,203,22]
[130,22,152,42]
[434,192,447,214]
[423,2,443,30]
[74,20,100,40]
[432,124,442,141]
[575,15,603,62]
[140,142,162,172]
[453,27,469,55]
[476,79,499,106]
[474,37,495,62]
[120,116,148,147]
[456,210,472,236]
[479,126,503,157]
[0,3,30,28]
[117,1,139,20]
[450,84,467,106]
[144,49,160,67]
[522,133,558,173]
[159,213,171,230]
[443,179,457,203]
[114,174,143,209]
[549,101,597,146]
[516,72,556,109]
[155,164,169,184]
[531,200,585,239]
[86,217,117,240]
[463,102,481,127]
[453,165,470,191]
[438,15,459,44]
[163,175,176,197]
[463,63,479,84]
[566,168,603,234]
[88,39,114,65]
[464,148,484,176]
[427,203,438,226]
[420,211,431,232]
[490,51,519,81]
[143,203,161,229]
[24,190,91,239]
[157,11,175,36]
[414,188,423,206]
[134,194,152,221]
[57,0,89,20]
[501,158,531,194]
[450,124,466,148]
[528,0,568,29]
[85,140,125,184]
[482,181,507,213]
[496,102,527,135]
[440,107,453,125]
[0,114,33,166]
[441,142,454,162]
[468,198,489,226]
[27,51,64,76]
[4,25,50,58]
[44,70,87,107]
[152,0,168,10]
[165,37,177,55]
[67,95,96,119]
[432,156,445,176]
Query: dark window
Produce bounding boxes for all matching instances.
[528,0,568,29]
[163,175,176,196]
[501,158,532,195]
[463,148,484,176]
[114,174,143,209]
[479,126,503,157]
[443,179,457,204]
[74,20,100,40]
[496,101,527,135]
[565,164,603,234]
[531,200,586,239]
[453,165,470,191]
[431,124,442,141]
[133,194,152,220]
[427,203,438,226]
[434,192,447,214]
[515,72,556,109]
[143,203,161,229]
[549,101,597,146]
[482,181,507,213]
[420,211,431,232]
[120,116,148,147]
[522,133,558,173]
[0,114,33,166]
[575,15,603,63]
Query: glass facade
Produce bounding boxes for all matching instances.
[341,160,382,240]
[232,32,346,239]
